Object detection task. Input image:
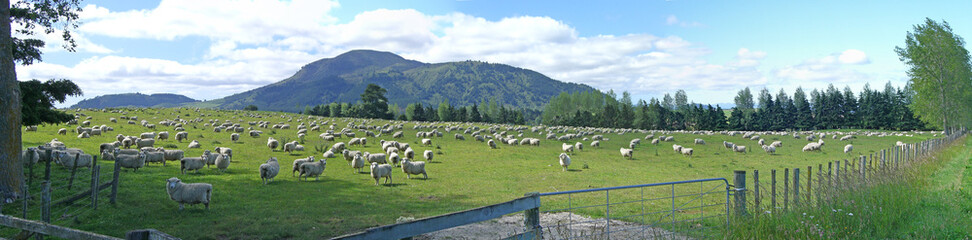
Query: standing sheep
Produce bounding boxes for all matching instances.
[267,137,279,151]
[695,139,706,145]
[231,133,240,142]
[558,153,571,171]
[400,158,428,179]
[574,142,584,152]
[181,156,206,174]
[157,132,170,141]
[116,152,146,171]
[591,140,600,148]
[423,150,434,163]
[620,148,633,159]
[680,148,694,157]
[292,156,316,177]
[562,143,574,153]
[844,144,853,154]
[421,138,432,146]
[762,145,776,154]
[187,140,201,149]
[351,154,365,173]
[370,162,393,185]
[259,157,279,184]
[214,147,233,158]
[733,145,747,153]
[175,132,188,142]
[298,159,326,181]
[487,140,497,149]
[215,154,231,172]
[165,177,212,211]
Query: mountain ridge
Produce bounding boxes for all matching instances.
[70,93,199,109]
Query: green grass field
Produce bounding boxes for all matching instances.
[4,108,940,239]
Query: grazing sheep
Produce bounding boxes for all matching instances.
[400,159,427,179]
[365,153,387,164]
[142,151,165,166]
[298,159,326,181]
[283,141,298,154]
[157,132,170,141]
[455,134,465,140]
[57,128,66,135]
[351,154,365,173]
[20,148,40,165]
[331,142,346,153]
[136,138,155,148]
[423,150,434,162]
[762,145,776,154]
[231,133,240,142]
[322,150,335,159]
[267,137,279,151]
[54,151,92,169]
[771,141,783,148]
[664,136,674,142]
[162,150,184,162]
[77,132,90,139]
[757,139,765,146]
[620,148,633,159]
[723,141,735,150]
[844,144,853,154]
[591,140,600,148]
[651,139,660,145]
[672,144,683,153]
[342,150,361,165]
[370,162,393,185]
[630,139,641,147]
[292,156,316,177]
[187,140,201,149]
[180,156,206,174]
[695,139,706,145]
[558,153,571,171]
[562,143,574,153]
[733,145,747,153]
[165,177,212,211]
[487,140,497,149]
[574,142,584,152]
[117,152,147,171]
[421,138,432,146]
[214,147,233,158]
[680,148,694,157]
[215,154,231,172]
[840,135,854,141]
[259,157,280,184]
[175,132,188,142]
[140,132,156,139]
[388,153,401,166]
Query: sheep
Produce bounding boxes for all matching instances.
[57,128,66,135]
[162,149,184,162]
[421,138,432,146]
[664,136,674,142]
[388,152,401,166]
[370,162,393,185]
[117,152,147,171]
[680,148,694,157]
[175,132,188,142]
[140,132,156,139]
[342,150,361,165]
[723,141,735,150]
[267,137,279,151]
[620,148,633,159]
[181,156,206,174]
[733,145,747,153]
[157,131,170,141]
[292,156,316,177]
[283,141,298,154]
[630,139,641,147]
[695,139,706,145]
[530,138,540,146]
[455,134,465,140]
[165,177,212,211]
[771,141,783,148]
[840,135,854,141]
[322,150,335,159]
[187,140,201,149]
[562,143,574,153]
[259,157,280,184]
[351,154,365,173]
[77,132,90,139]
[298,158,326,181]
[231,133,240,142]
[20,148,40,165]
[365,153,387,164]
[215,154,231,172]
[651,139,660,145]
[214,147,233,158]
[558,153,571,171]
[400,158,428,179]
[54,151,92,169]
[136,138,155,148]
[423,150,434,162]
[762,145,776,154]
[331,142,346,153]
[757,139,765,146]
[488,140,497,149]
[591,140,600,148]
[844,144,853,154]
[672,144,683,153]
[142,151,165,166]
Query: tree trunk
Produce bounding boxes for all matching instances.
[0,0,24,202]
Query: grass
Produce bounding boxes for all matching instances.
[724,135,972,239]
[3,107,942,239]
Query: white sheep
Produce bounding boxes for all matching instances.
[365,153,387,164]
[142,151,165,167]
[54,151,92,169]
[558,153,571,171]
[620,148,633,159]
[331,142,346,153]
[298,159,326,181]
[292,156,316,177]
[651,139,660,145]
[487,140,497,149]
[231,133,240,142]
[400,159,427,179]
[157,131,170,141]
[57,128,66,135]
[574,142,584,152]
[175,132,188,142]
[562,143,574,153]
[322,150,335,159]
[215,154,231,172]
[389,152,401,166]
[259,157,280,184]
[757,139,765,146]
[117,152,147,171]
[771,141,783,148]
[844,144,853,154]
[187,140,201,149]
[423,150,434,162]
[591,140,600,148]
[762,145,776,154]
[180,156,206,174]
[267,137,279,151]
[351,154,365,173]
[672,144,683,153]
[403,148,415,159]
[283,141,297,154]
[165,177,212,211]
[421,138,432,146]
[733,145,747,153]
[680,148,694,157]
[370,162,393,185]
[695,139,706,145]
[77,132,90,139]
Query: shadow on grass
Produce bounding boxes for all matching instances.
[566,169,582,172]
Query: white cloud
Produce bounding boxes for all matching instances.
[664,14,703,27]
[29,1,768,107]
[666,15,679,25]
[838,49,869,64]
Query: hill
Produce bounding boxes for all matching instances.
[204,50,599,112]
[70,93,199,109]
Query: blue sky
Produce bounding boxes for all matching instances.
[20,0,972,107]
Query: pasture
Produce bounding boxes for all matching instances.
[6,108,936,239]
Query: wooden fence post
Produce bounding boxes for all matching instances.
[733,170,747,216]
[90,165,100,210]
[817,164,823,207]
[110,160,120,205]
[754,170,760,211]
[41,181,50,224]
[771,169,777,211]
[835,161,840,191]
[783,168,789,211]
[523,192,541,239]
[67,153,80,190]
[793,168,800,207]
[806,166,812,206]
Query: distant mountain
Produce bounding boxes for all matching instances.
[203,50,599,112]
[70,93,199,109]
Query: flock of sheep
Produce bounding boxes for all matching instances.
[21,108,936,211]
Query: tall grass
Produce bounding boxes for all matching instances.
[725,135,970,239]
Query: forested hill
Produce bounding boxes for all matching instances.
[203,49,599,112]
[70,93,199,109]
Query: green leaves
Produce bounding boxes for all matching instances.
[20,79,81,126]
